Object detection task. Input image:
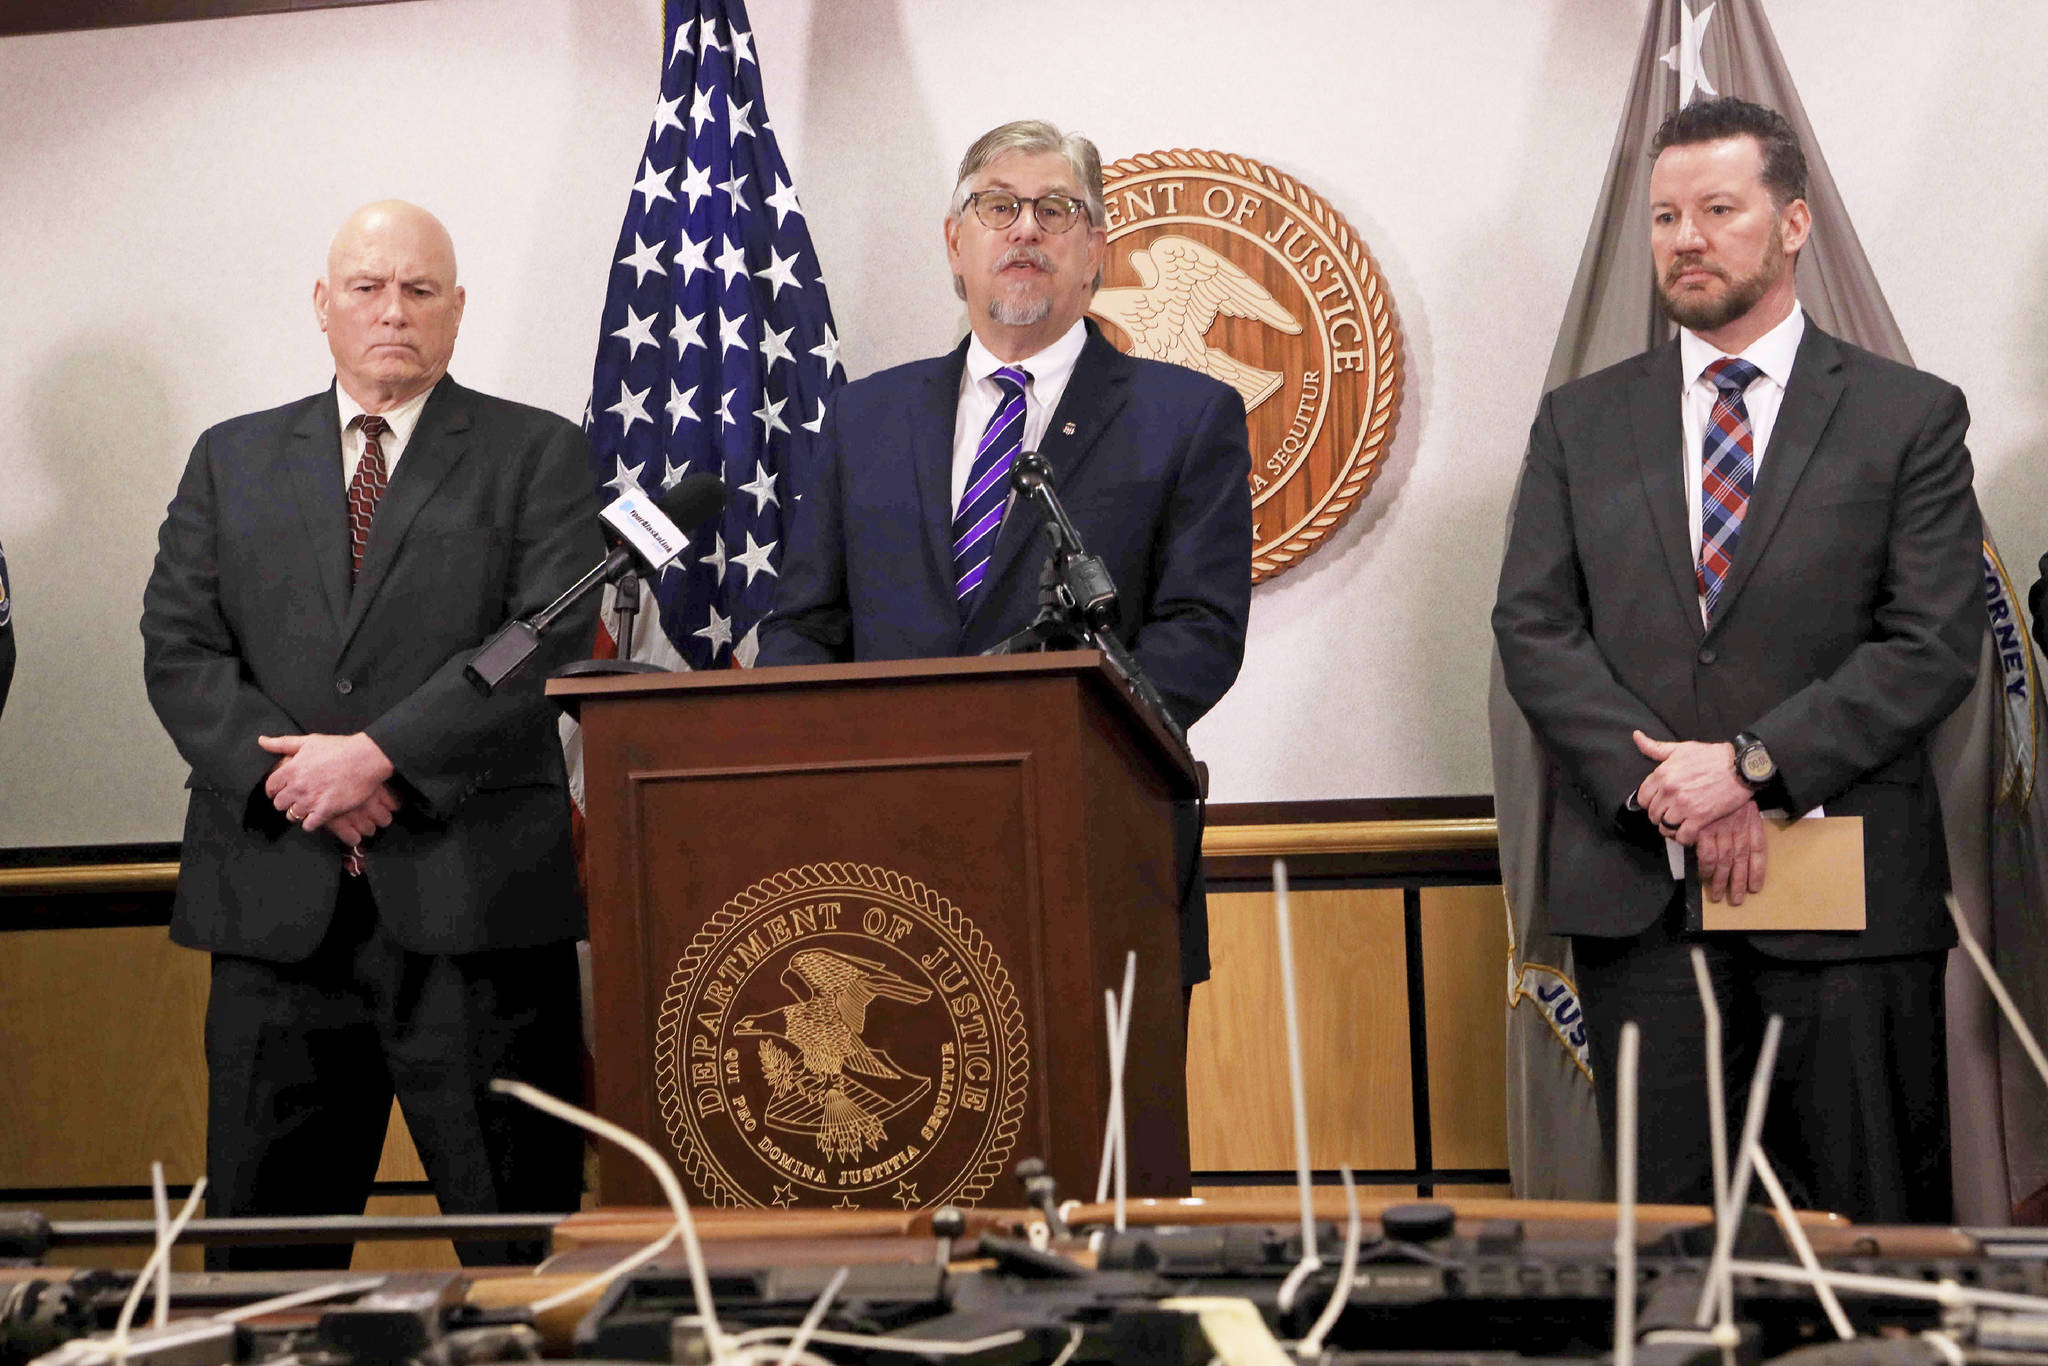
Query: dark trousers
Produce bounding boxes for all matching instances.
[1574,902,1951,1226]
[204,877,584,1269]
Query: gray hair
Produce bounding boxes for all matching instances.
[950,120,1106,225]
[948,120,1106,298]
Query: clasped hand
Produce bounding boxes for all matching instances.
[1632,730,1767,905]
[261,732,401,846]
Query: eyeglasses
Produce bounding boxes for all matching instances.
[961,190,1090,234]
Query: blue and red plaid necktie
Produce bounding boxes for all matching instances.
[1696,356,1761,621]
[951,365,1029,614]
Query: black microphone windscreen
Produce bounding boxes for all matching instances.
[655,471,727,533]
[1010,451,1051,492]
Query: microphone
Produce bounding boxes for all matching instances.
[1005,453,1189,752]
[1009,453,1118,630]
[596,471,726,584]
[466,473,727,695]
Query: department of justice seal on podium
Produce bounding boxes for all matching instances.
[654,863,1028,1209]
[1091,149,1403,582]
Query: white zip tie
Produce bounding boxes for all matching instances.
[1694,1014,1782,1328]
[491,1079,725,1361]
[1750,1147,1853,1341]
[1614,1022,1639,1366]
[774,1266,847,1366]
[1726,1258,2048,1316]
[111,1179,205,1364]
[1296,1166,1361,1358]
[212,1277,384,1324]
[1947,893,2048,1090]
[1273,859,1320,1308]
[148,1164,171,1330]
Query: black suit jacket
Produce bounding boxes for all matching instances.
[1493,321,1984,960]
[757,323,1252,730]
[141,376,605,962]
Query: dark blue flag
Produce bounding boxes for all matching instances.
[584,0,843,668]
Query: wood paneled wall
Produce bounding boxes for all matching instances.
[0,926,453,1269]
[0,882,1512,1249]
[1188,885,1509,1196]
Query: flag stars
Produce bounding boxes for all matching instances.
[700,531,727,579]
[618,234,667,286]
[714,236,750,286]
[607,382,652,434]
[753,392,789,437]
[759,322,794,372]
[738,461,780,513]
[632,157,675,211]
[611,305,659,358]
[674,306,706,357]
[718,388,737,429]
[604,454,647,500]
[726,96,756,141]
[811,323,842,375]
[802,398,826,434]
[731,28,756,67]
[688,82,719,133]
[718,310,749,356]
[674,232,711,283]
[734,622,762,668]
[731,531,779,586]
[669,18,693,64]
[765,176,803,227]
[758,247,802,299]
[660,455,689,490]
[693,604,733,654]
[718,169,751,213]
[665,380,700,432]
[652,93,685,138]
[677,160,713,210]
[697,15,723,53]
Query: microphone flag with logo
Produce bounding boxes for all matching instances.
[581,0,845,673]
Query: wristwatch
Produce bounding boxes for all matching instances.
[1731,731,1776,790]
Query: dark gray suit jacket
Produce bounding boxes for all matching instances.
[1493,321,1985,960]
[142,376,605,962]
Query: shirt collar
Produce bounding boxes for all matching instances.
[964,317,1088,394]
[1679,303,1805,392]
[335,380,435,446]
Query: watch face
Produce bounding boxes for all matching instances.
[1740,747,1774,782]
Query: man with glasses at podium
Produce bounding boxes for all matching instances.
[760,119,1253,993]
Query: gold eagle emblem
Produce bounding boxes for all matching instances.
[1091,233,1303,413]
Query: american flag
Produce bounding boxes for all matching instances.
[583,0,843,669]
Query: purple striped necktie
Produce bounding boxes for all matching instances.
[952,365,1030,613]
[1696,356,1761,622]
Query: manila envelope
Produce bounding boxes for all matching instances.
[1699,815,1865,932]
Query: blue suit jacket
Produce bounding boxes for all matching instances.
[759,324,1252,730]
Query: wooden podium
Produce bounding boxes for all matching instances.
[552,651,1197,1212]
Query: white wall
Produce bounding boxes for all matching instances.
[1,0,2042,846]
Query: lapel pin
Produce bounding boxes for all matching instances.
[1061,422,1076,436]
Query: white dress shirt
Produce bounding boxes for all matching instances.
[336,383,434,484]
[949,318,1089,513]
[1678,302,1805,621]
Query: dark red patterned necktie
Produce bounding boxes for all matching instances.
[348,414,390,584]
[343,414,389,876]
